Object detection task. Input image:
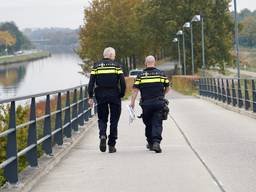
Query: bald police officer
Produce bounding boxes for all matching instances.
[88,47,126,153]
[130,55,170,153]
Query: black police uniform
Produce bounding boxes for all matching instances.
[133,67,169,145]
[88,58,126,146]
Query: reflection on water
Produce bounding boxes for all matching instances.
[0,54,88,100]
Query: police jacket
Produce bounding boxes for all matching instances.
[88,58,126,99]
[133,67,169,101]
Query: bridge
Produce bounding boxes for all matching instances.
[0,73,256,192]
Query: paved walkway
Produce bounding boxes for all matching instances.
[31,90,256,192]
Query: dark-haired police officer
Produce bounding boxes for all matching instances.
[130,55,170,153]
[88,47,126,153]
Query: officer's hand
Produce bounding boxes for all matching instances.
[130,102,135,109]
[88,98,94,108]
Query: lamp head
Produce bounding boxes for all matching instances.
[192,15,201,22]
[176,30,183,36]
[173,38,178,43]
[183,22,191,28]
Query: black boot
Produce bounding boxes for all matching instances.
[109,145,117,153]
[146,143,153,151]
[99,136,107,152]
[152,142,162,153]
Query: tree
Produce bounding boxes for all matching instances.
[0,31,16,46]
[79,0,234,73]
[79,0,142,62]
[0,22,33,53]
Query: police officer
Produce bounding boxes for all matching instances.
[88,47,126,153]
[130,55,170,153]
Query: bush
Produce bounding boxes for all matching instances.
[172,75,199,96]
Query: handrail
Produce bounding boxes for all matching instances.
[199,77,256,113]
[0,84,86,104]
[0,84,97,185]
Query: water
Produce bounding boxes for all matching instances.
[0,54,88,100]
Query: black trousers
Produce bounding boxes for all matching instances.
[96,96,121,146]
[142,102,164,144]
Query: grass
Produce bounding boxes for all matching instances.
[172,75,199,96]
[0,51,51,65]
[235,48,256,72]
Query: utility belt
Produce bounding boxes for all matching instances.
[139,96,170,121]
[140,96,164,104]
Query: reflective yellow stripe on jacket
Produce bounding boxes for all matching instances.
[135,77,169,84]
[90,67,123,75]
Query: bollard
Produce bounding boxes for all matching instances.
[27,97,38,167]
[64,91,71,138]
[4,101,18,184]
[43,95,52,155]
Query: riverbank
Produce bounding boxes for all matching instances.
[0,51,51,65]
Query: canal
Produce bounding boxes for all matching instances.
[0,54,88,100]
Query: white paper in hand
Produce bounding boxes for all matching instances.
[127,105,136,125]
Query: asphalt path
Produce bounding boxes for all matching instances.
[31,89,256,192]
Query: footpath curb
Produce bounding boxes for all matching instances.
[1,118,97,192]
[198,96,256,120]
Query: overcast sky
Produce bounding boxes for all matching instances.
[0,0,255,29]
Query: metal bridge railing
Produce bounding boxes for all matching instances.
[0,85,97,184]
[199,78,256,113]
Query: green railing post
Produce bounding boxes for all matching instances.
[43,95,52,155]
[4,101,18,184]
[226,79,231,105]
[78,87,84,126]
[84,86,89,122]
[252,80,256,112]
[64,91,71,138]
[238,79,243,108]
[27,97,38,167]
[232,79,237,107]
[55,93,63,145]
[244,79,250,110]
[72,89,78,131]
[221,79,226,103]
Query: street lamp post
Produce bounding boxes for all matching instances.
[183,22,193,75]
[177,30,186,75]
[190,23,195,75]
[191,15,206,76]
[234,0,240,79]
[201,16,206,74]
[173,38,182,74]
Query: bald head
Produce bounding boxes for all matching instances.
[145,55,156,67]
